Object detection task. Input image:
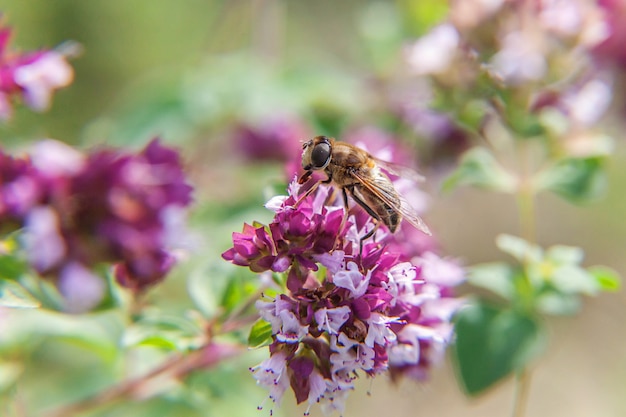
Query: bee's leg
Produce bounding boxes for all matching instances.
[359,221,381,254]
[294,173,332,208]
[346,187,382,254]
[323,178,340,207]
[332,187,351,249]
[298,170,313,185]
[341,187,350,216]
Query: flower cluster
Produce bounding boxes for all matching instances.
[399,0,617,164]
[595,0,626,69]
[0,139,193,311]
[406,0,608,84]
[231,114,309,163]
[0,18,74,120]
[223,180,464,415]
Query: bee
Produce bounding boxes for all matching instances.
[298,135,431,244]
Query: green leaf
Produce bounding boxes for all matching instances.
[220,274,256,314]
[452,302,543,396]
[467,263,516,300]
[458,100,488,131]
[0,309,121,360]
[0,280,40,308]
[0,254,27,280]
[535,292,581,316]
[123,314,204,352]
[534,157,606,203]
[248,319,273,349]
[187,266,221,317]
[506,106,545,138]
[0,362,23,393]
[588,266,621,292]
[399,0,449,36]
[496,234,542,263]
[125,333,179,350]
[442,147,517,193]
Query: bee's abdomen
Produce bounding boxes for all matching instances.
[383,204,400,232]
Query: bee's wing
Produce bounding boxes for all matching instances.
[349,168,432,236]
[372,157,425,184]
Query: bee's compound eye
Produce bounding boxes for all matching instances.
[311,142,331,169]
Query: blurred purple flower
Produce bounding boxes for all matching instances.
[344,126,415,167]
[65,138,193,290]
[0,138,193,306]
[23,205,66,273]
[223,177,464,415]
[404,24,460,76]
[58,262,106,313]
[595,0,626,68]
[13,51,73,112]
[0,150,44,222]
[490,30,548,85]
[232,115,308,163]
[399,106,471,166]
[0,21,74,120]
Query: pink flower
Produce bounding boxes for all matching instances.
[0,20,74,119]
[225,172,465,415]
[405,24,460,76]
[13,51,73,111]
[0,139,194,303]
[231,115,308,162]
[333,261,371,298]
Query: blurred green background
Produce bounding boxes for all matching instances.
[1,1,625,416]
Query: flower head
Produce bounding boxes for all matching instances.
[0,150,44,222]
[0,19,74,119]
[232,114,308,163]
[0,139,193,310]
[223,175,464,415]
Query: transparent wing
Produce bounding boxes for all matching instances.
[349,168,432,236]
[372,157,425,184]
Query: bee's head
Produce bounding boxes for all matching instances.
[301,136,332,171]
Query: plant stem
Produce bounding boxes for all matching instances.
[511,369,532,417]
[41,352,188,417]
[517,186,536,243]
[512,142,538,417]
[511,194,536,417]
[516,142,537,244]
[40,287,263,417]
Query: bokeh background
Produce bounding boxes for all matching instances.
[1,1,625,416]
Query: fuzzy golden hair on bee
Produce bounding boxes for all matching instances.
[297,136,431,242]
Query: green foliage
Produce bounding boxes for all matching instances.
[460,233,621,393]
[0,309,122,361]
[399,0,449,35]
[0,254,27,280]
[0,279,40,308]
[588,266,621,292]
[248,319,273,349]
[442,147,517,193]
[123,313,205,352]
[0,362,22,393]
[534,157,606,203]
[469,234,621,317]
[452,301,544,396]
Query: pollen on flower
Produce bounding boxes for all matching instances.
[223,174,465,415]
